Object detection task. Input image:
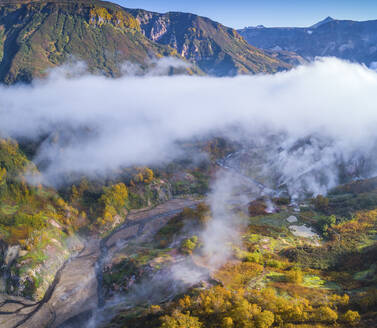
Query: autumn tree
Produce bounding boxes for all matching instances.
[255,311,274,328]
[285,269,303,284]
[160,310,202,328]
[100,183,128,211]
[221,317,234,328]
[133,167,155,184]
[342,310,360,326]
[144,168,154,183]
[97,183,128,226]
[314,306,338,323]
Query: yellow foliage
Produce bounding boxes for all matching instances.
[342,310,360,325]
[89,6,140,31]
[104,210,113,223]
[160,310,202,328]
[144,167,154,183]
[255,310,274,328]
[334,208,377,234]
[71,185,79,201]
[56,198,66,208]
[114,10,140,30]
[164,284,355,328]
[90,7,112,25]
[229,298,259,327]
[214,262,263,289]
[196,286,233,315]
[314,306,338,323]
[0,167,6,184]
[132,167,155,184]
[221,317,234,328]
[150,305,162,314]
[285,269,303,284]
[101,183,128,210]
[330,294,349,307]
[178,295,192,309]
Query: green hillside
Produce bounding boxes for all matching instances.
[0,0,183,83]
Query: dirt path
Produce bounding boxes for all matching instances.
[0,198,197,328]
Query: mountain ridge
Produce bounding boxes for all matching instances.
[310,16,335,28]
[129,8,291,75]
[239,17,377,66]
[0,0,291,83]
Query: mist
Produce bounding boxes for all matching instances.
[1,57,377,195]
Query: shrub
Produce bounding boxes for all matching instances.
[266,259,286,269]
[180,236,198,255]
[285,269,303,284]
[14,213,46,230]
[315,306,338,323]
[160,310,202,328]
[342,310,360,325]
[0,167,6,184]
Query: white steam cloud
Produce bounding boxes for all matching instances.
[1,58,377,194]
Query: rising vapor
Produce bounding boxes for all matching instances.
[1,58,377,194]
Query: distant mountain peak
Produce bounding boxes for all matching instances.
[310,16,335,28]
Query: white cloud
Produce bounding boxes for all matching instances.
[0,58,376,192]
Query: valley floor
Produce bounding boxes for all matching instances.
[0,198,197,328]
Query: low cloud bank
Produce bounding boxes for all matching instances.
[0,58,376,193]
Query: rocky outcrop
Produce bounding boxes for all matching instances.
[0,242,20,294]
[129,9,291,76]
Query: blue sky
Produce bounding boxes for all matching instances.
[113,0,377,28]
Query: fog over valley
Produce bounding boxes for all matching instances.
[1,58,377,195]
[1,1,377,327]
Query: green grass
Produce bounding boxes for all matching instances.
[354,264,377,281]
[0,204,18,215]
[303,275,326,288]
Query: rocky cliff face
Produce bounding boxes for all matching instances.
[239,18,377,66]
[129,9,291,76]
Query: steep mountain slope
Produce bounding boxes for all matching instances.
[0,0,183,83]
[0,0,292,83]
[239,18,377,65]
[129,9,291,76]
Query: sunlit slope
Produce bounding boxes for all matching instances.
[0,0,181,83]
[0,0,291,83]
